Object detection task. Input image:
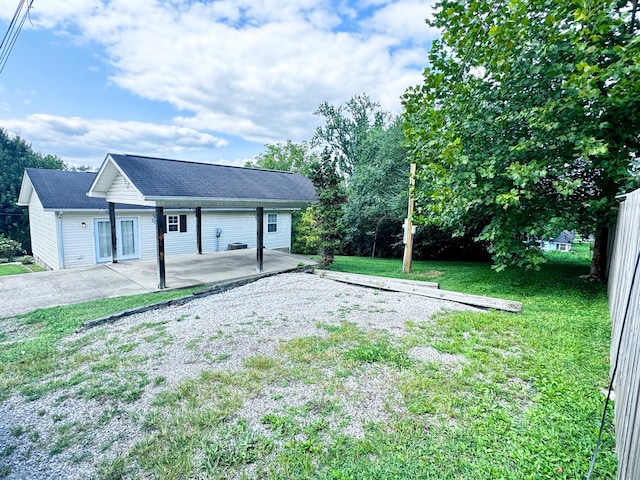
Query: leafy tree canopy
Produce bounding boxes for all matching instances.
[341,117,409,257]
[313,93,392,176]
[244,140,317,176]
[0,128,65,253]
[403,0,640,279]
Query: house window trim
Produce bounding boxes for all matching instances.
[267,213,278,233]
[165,214,188,233]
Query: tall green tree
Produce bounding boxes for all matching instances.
[341,118,409,257]
[313,95,415,258]
[244,140,317,176]
[313,94,391,176]
[0,129,64,253]
[246,140,319,255]
[403,0,640,280]
[309,150,345,267]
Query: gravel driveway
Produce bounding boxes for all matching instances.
[0,273,479,479]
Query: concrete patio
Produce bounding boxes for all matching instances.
[0,249,317,318]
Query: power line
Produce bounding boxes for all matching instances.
[0,0,34,75]
[0,0,25,51]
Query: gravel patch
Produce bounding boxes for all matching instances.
[0,272,480,479]
[408,346,468,371]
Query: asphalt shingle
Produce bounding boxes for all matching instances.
[24,168,142,210]
[108,154,317,202]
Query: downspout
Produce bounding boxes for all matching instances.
[57,211,65,270]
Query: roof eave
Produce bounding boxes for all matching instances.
[145,196,316,209]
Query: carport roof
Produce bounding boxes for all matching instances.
[88,154,317,208]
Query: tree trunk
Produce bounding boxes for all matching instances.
[589,226,609,282]
[320,249,334,268]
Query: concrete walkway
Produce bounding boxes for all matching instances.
[0,249,317,318]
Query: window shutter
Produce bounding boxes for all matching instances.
[163,215,167,233]
[179,214,187,232]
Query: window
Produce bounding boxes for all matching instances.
[267,213,277,233]
[165,214,187,233]
[167,215,178,232]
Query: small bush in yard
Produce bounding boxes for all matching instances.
[19,255,33,265]
[0,234,24,262]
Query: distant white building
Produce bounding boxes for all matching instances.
[540,230,575,252]
[18,154,316,271]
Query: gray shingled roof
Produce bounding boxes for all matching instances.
[551,230,575,244]
[25,168,143,210]
[108,154,317,202]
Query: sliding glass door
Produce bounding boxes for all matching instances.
[94,218,139,263]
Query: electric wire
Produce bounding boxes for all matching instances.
[0,6,29,74]
[585,248,640,480]
[0,0,25,52]
[0,1,24,50]
[0,0,34,75]
[0,0,32,74]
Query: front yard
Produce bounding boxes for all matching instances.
[0,249,615,479]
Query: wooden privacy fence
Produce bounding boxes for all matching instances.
[608,188,640,479]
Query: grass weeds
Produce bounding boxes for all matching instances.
[0,287,200,401]
[1,245,616,479]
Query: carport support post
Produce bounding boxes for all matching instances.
[256,206,264,272]
[156,207,166,289]
[108,202,117,264]
[196,207,202,254]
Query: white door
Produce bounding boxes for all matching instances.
[94,218,140,263]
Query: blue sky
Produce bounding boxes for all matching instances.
[0,0,438,169]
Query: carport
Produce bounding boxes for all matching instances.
[87,154,316,288]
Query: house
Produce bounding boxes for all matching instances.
[540,230,575,252]
[18,154,316,272]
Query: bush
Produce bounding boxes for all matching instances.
[19,255,33,265]
[0,234,25,261]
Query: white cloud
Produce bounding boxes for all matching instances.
[2,114,228,165]
[0,0,439,162]
[365,1,440,43]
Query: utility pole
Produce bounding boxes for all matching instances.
[402,163,417,273]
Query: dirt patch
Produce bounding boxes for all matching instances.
[414,270,444,278]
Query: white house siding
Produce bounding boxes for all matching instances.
[27,192,60,270]
[34,207,294,270]
[106,173,153,206]
[266,211,292,251]
[61,212,107,269]
[200,210,292,253]
[164,210,198,256]
[137,212,157,260]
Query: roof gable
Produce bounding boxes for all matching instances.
[88,154,317,208]
[18,169,143,210]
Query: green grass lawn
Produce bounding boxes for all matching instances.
[0,247,615,479]
[0,263,44,276]
[321,248,615,478]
